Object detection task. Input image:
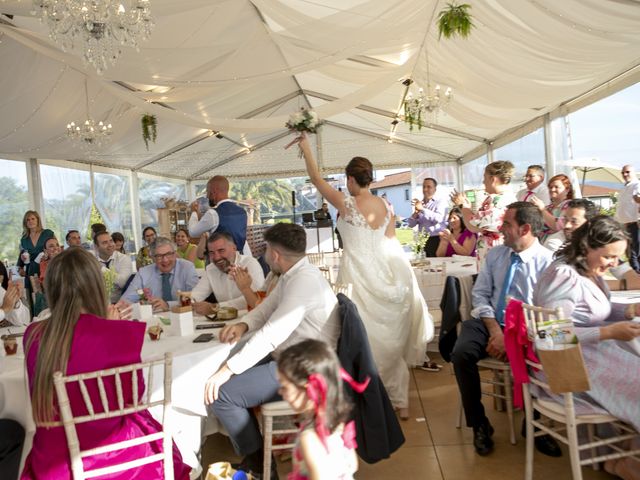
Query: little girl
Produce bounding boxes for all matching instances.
[277,339,363,480]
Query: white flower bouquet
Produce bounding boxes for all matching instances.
[284,108,321,151]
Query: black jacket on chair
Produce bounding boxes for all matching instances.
[438,275,461,362]
[336,293,405,463]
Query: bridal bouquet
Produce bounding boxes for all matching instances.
[284,108,321,151]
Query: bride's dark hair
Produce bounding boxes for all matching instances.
[345,157,373,187]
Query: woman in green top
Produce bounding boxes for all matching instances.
[175,228,204,269]
[17,210,55,311]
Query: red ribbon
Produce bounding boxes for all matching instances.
[306,373,330,450]
[339,367,370,393]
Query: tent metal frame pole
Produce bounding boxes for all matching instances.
[542,113,555,177]
[130,171,142,253]
[27,158,44,221]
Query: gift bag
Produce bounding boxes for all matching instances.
[536,344,590,394]
[205,461,255,480]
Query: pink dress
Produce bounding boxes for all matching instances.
[443,229,477,257]
[21,314,191,480]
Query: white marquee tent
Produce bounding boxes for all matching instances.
[1,0,640,183]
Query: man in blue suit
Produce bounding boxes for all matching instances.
[189,175,250,255]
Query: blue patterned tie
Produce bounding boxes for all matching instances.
[495,252,522,326]
[161,273,172,302]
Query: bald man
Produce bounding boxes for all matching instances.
[616,165,640,272]
[189,175,249,254]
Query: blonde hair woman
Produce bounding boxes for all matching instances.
[22,248,191,479]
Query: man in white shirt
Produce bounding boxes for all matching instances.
[615,165,640,272]
[543,199,599,251]
[0,282,29,327]
[204,223,340,477]
[517,165,550,205]
[191,232,264,314]
[94,231,133,303]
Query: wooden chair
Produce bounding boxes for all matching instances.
[259,401,298,480]
[53,353,174,480]
[455,357,517,445]
[319,266,334,285]
[520,302,640,480]
[306,252,325,267]
[332,282,352,298]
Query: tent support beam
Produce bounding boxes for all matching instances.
[324,121,459,160]
[303,89,486,143]
[133,131,216,171]
[189,130,292,180]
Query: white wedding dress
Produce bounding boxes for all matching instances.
[337,196,434,408]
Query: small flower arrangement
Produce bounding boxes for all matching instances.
[137,288,153,305]
[412,230,431,255]
[285,108,321,133]
[102,268,116,298]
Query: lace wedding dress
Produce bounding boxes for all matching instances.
[337,196,434,408]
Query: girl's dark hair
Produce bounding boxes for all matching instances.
[142,226,157,237]
[277,339,351,433]
[448,207,467,232]
[345,157,373,187]
[555,215,629,275]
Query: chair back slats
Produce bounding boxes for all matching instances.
[53,353,174,479]
[332,283,352,298]
[115,371,125,412]
[132,369,139,408]
[78,379,94,417]
[307,252,325,267]
[96,374,109,414]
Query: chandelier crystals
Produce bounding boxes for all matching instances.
[32,0,154,74]
[403,78,453,131]
[66,78,113,150]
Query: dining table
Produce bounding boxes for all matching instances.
[0,311,243,479]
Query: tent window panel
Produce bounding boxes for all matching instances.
[94,172,135,254]
[0,159,30,263]
[462,156,487,191]
[493,128,545,193]
[40,164,92,245]
[138,178,187,231]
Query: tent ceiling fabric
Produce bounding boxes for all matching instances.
[1,0,639,179]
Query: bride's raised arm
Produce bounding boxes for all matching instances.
[298,133,345,212]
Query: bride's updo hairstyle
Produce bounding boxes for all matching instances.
[485,160,515,185]
[345,157,373,187]
[555,215,629,276]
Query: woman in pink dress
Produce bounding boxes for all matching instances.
[435,208,477,258]
[21,248,191,480]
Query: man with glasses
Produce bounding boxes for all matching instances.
[517,165,550,205]
[122,237,199,311]
[616,165,640,272]
[191,232,265,314]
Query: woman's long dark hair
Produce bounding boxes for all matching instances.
[277,339,351,433]
[448,207,467,232]
[555,215,629,276]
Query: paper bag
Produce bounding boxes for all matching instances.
[536,344,590,394]
[205,461,254,480]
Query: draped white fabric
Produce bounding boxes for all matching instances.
[0,0,639,179]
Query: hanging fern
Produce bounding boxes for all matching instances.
[141,114,157,150]
[438,3,474,39]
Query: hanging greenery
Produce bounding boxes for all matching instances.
[437,3,474,39]
[403,97,424,131]
[141,114,157,150]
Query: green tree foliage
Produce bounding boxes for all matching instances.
[230,179,295,220]
[0,176,29,262]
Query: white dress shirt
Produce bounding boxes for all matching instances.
[517,182,550,206]
[95,251,133,292]
[226,258,341,375]
[543,230,566,252]
[615,180,639,224]
[191,253,265,309]
[188,199,252,255]
[0,287,30,326]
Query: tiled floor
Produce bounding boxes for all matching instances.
[201,355,615,479]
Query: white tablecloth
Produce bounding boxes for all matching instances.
[0,316,236,478]
[610,290,640,356]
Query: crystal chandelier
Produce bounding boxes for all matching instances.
[67,78,113,150]
[33,0,154,74]
[403,78,452,131]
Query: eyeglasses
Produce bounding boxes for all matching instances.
[153,252,175,261]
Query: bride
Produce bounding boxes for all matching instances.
[299,134,433,419]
